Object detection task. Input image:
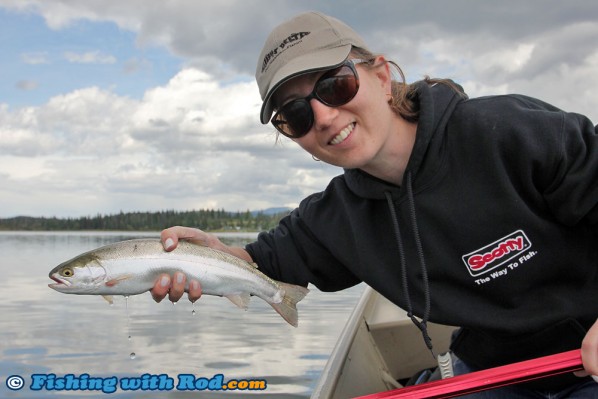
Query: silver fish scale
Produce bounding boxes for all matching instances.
[92,238,279,287]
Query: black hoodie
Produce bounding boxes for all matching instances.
[246,81,598,389]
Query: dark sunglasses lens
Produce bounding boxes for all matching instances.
[315,66,358,105]
[272,62,359,138]
[273,100,313,138]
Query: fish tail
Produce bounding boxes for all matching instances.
[270,283,309,327]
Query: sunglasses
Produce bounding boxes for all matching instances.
[271,58,367,139]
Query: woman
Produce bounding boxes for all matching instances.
[151,11,598,397]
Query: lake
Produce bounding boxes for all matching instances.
[0,231,364,398]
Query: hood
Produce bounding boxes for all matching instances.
[342,80,467,356]
[344,80,466,199]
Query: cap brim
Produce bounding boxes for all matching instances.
[260,45,352,124]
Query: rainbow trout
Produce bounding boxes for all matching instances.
[48,239,309,327]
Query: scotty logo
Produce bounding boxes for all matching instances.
[462,230,532,277]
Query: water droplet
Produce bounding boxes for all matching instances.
[124,295,133,341]
[130,352,136,360]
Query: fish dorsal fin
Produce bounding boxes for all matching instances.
[250,262,259,269]
[225,293,251,310]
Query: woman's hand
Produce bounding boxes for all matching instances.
[150,226,253,303]
[151,270,203,304]
[576,318,598,381]
[161,225,230,253]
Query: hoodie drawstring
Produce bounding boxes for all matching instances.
[385,172,435,359]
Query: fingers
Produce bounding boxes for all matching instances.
[151,274,171,303]
[150,273,202,304]
[188,280,203,303]
[161,226,212,251]
[168,272,186,303]
[580,319,598,377]
[154,226,209,303]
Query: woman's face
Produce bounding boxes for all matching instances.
[273,56,400,170]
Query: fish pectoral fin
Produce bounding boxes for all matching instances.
[101,295,114,305]
[225,293,251,310]
[105,275,132,287]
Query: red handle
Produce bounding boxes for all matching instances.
[354,349,584,399]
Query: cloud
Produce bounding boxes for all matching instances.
[0,87,136,157]
[64,50,117,64]
[4,1,598,104]
[21,51,49,65]
[16,80,39,91]
[0,0,597,218]
[122,57,152,74]
[0,65,340,216]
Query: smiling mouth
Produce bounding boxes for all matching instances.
[329,123,355,145]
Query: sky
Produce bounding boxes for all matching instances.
[1,0,597,218]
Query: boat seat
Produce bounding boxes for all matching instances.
[364,292,457,381]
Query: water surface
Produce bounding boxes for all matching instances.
[0,231,363,398]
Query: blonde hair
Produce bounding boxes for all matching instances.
[351,47,462,123]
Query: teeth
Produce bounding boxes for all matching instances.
[330,123,354,145]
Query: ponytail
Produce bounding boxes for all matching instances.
[351,47,464,123]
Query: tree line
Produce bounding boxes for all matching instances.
[0,209,291,232]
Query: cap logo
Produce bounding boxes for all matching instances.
[261,32,310,73]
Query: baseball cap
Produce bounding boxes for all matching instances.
[256,11,369,124]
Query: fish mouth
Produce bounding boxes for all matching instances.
[48,274,70,289]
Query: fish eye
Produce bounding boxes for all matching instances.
[60,268,74,277]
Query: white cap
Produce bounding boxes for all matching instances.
[255,12,368,124]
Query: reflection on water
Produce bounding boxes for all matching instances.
[0,231,363,398]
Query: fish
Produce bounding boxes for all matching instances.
[48,238,309,327]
